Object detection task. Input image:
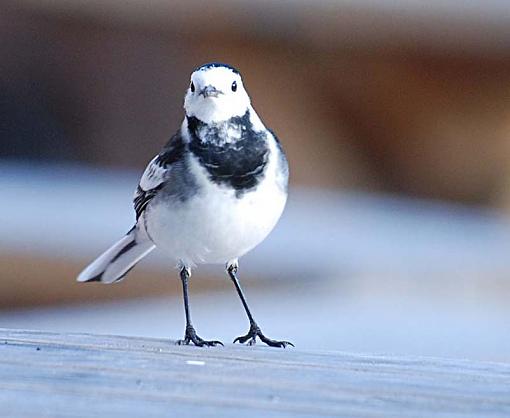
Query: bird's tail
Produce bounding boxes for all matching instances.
[77,227,155,284]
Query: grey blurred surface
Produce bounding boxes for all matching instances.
[2,329,509,418]
[1,281,509,363]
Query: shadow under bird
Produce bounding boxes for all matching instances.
[77,62,292,348]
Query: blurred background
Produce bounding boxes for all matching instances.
[1,0,510,361]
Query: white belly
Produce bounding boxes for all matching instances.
[144,157,287,266]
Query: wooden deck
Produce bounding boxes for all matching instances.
[1,328,509,417]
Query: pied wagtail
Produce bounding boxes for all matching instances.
[77,62,292,348]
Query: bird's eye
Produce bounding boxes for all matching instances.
[190,82,195,93]
[231,81,237,92]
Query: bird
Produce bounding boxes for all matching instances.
[77,62,292,348]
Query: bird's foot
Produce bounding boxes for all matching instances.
[233,322,294,348]
[177,325,223,347]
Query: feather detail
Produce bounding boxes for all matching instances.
[133,132,185,219]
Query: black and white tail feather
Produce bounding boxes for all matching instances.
[77,227,155,283]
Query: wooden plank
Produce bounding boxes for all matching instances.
[1,328,509,417]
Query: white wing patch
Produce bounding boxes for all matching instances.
[137,156,167,194]
[132,132,185,220]
[133,156,169,220]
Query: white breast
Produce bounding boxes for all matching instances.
[144,137,287,267]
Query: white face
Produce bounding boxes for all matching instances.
[184,65,251,124]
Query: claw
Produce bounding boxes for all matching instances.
[263,338,294,348]
[202,340,224,347]
[177,325,223,347]
[233,323,293,348]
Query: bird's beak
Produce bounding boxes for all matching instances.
[199,85,223,98]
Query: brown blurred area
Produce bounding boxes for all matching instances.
[4,0,510,204]
[2,0,510,309]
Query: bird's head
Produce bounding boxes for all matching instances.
[184,63,250,124]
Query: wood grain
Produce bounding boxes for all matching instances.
[1,328,509,417]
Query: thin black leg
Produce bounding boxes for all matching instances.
[181,266,193,326]
[228,264,293,348]
[176,267,223,347]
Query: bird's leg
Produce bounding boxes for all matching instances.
[227,262,293,348]
[176,266,223,347]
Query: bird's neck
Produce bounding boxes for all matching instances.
[186,110,255,146]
